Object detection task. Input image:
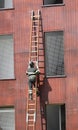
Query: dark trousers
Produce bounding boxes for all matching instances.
[28,75,36,90]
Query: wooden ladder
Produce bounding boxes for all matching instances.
[26,10,41,130]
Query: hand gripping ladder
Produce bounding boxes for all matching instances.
[26,10,41,130]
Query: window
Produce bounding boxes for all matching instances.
[0,107,15,130]
[0,0,4,8]
[0,34,14,80]
[45,31,64,77]
[0,0,13,9]
[46,104,66,130]
[43,0,63,5]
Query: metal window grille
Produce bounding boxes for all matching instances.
[45,31,64,77]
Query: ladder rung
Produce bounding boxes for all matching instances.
[33,98,36,100]
[28,119,34,121]
[31,51,37,53]
[39,48,43,50]
[32,35,38,37]
[33,15,40,18]
[32,46,37,48]
[32,41,38,42]
[28,103,35,105]
[28,124,34,127]
[30,56,37,57]
[32,30,37,32]
[28,109,35,110]
[28,114,34,116]
[32,20,39,23]
[32,26,38,27]
[32,96,36,98]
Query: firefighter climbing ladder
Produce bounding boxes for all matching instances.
[26,10,41,130]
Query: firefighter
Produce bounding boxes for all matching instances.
[26,61,40,100]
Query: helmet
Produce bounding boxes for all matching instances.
[29,61,34,67]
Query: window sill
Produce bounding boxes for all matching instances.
[46,75,67,78]
[41,3,65,8]
[0,8,15,11]
[0,78,16,81]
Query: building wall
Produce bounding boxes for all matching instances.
[0,0,78,130]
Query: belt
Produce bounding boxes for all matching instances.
[28,74,36,76]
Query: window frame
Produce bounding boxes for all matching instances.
[44,31,66,78]
[0,0,14,10]
[0,34,15,80]
[0,106,15,130]
[42,0,65,7]
[46,104,66,130]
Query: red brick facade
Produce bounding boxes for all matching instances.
[0,0,78,130]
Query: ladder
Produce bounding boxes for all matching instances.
[26,10,41,130]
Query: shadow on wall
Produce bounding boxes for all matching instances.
[36,10,52,130]
[40,78,52,130]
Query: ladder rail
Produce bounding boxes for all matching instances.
[36,10,40,66]
[29,10,34,62]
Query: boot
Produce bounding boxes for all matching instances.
[36,89,40,96]
[36,88,40,96]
